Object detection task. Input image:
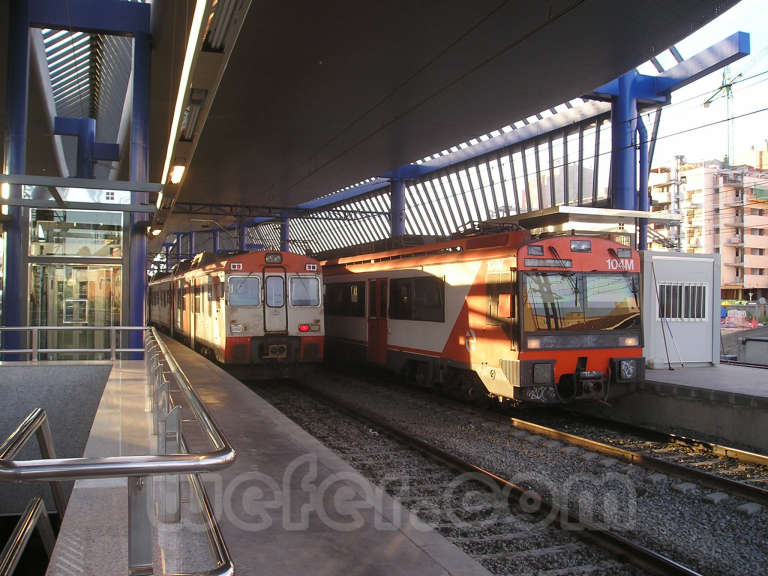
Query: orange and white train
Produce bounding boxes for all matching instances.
[322,231,644,404]
[148,251,324,371]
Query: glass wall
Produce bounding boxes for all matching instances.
[29,264,122,359]
[29,209,122,258]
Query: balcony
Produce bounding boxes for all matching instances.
[723,260,745,267]
[725,236,744,246]
[722,220,745,228]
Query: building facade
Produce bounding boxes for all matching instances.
[649,160,768,300]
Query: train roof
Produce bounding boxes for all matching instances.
[322,230,532,268]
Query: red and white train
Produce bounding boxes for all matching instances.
[322,231,644,404]
[148,251,324,371]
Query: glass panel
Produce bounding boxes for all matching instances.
[266,276,285,307]
[581,125,596,205]
[597,121,611,201]
[229,276,261,306]
[523,272,640,332]
[585,274,641,329]
[29,263,122,359]
[566,130,580,204]
[552,135,565,205]
[290,277,319,306]
[29,209,122,257]
[523,273,583,332]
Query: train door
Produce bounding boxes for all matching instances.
[367,278,388,364]
[190,278,197,349]
[263,268,288,333]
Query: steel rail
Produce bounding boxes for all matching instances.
[559,408,768,468]
[296,384,703,576]
[506,417,768,506]
[0,497,55,576]
[0,328,236,482]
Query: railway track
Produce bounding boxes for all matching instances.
[249,379,705,576]
[285,369,767,575]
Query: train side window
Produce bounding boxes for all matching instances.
[266,276,285,307]
[389,278,412,320]
[207,278,213,315]
[194,283,202,314]
[486,272,511,325]
[325,282,365,316]
[413,277,444,322]
[290,277,320,306]
[229,277,261,306]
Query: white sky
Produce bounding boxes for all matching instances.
[648,0,768,167]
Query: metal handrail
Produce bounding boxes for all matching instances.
[0,328,236,482]
[0,408,67,516]
[0,497,55,576]
[0,326,147,360]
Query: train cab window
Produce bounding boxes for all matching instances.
[290,277,320,306]
[229,277,261,306]
[266,276,285,307]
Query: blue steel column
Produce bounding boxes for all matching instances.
[610,72,638,210]
[390,178,405,237]
[188,231,196,256]
[129,32,150,351]
[637,118,649,250]
[212,230,219,253]
[79,118,96,178]
[280,218,290,252]
[238,223,247,252]
[2,0,29,354]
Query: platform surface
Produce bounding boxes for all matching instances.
[47,360,152,575]
[646,364,768,398]
[162,336,490,576]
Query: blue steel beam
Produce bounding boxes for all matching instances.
[129,32,150,354]
[593,32,750,103]
[2,0,29,354]
[28,0,150,35]
[280,218,290,252]
[54,117,120,179]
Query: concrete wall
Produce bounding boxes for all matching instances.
[642,251,720,367]
[0,364,110,515]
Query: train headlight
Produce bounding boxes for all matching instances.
[230,323,243,334]
[533,363,554,385]
[620,336,640,347]
[619,359,636,380]
[527,338,541,349]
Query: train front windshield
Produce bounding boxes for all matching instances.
[522,272,640,332]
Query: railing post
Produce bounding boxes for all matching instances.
[160,405,182,524]
[110,328,116,361]
[128,476,153,575]
[31,329,38,362]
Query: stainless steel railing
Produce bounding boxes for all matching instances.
[0,497,55,576]
[0,327,236,575]
[0,325,147,360]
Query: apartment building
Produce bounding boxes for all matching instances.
[649,160,768,300]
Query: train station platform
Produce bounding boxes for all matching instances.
[39,339,490,575]
[156,336,491,576]
[578,363,768,454]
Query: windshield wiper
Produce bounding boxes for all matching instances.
[549,246,579,306]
